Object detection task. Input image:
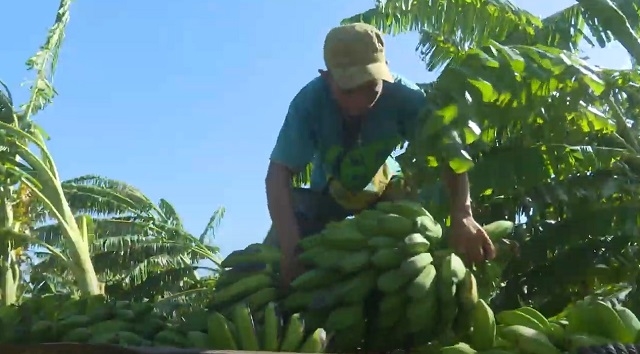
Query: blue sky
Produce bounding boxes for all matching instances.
[2,0,632,259]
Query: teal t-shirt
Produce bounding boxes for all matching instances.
[270,74,426,210]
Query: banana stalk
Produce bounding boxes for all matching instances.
[0,122,101,295]
[0,186,19,305]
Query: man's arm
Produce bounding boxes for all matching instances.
[266,90,315,256]
[266,163,300,255]
[442,166,473,218]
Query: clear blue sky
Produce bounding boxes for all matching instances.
[2,0,631,258]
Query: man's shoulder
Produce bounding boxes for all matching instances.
[292,76,330,107]
[381,72,426,109]
[389,72,425,93]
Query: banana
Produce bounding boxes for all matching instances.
[261,302,280,351]
[280,313,305,352]
[457,271,479,314]
[367,236,398,249]
[482,221,514,241]
[498,325,561,354]
[400,252,434,278]
[402,233,431,256]
[210,272,274,306]
[588,300,633,342]
[221,244,280,268]
[443,253,467,283]
[298,328,327,353]
[207,311,238,350]
[440,342,477,353]
[566,300,595,335]
[469,299,496,351]
[546,322,565,346]
[408,264,437,299]
[231,304,260,351]
[337,269,377,303]
[496,309,546,333]
[565,334,611,351]
[615,306,640,341]
[241,287,278,311]
[514,307,551,334]
[438,253,464,328]
[406,293,438,334]
[325,305,363,331]
[375,200,429,219]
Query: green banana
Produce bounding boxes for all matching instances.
[207,311,237,350]
[482,220,514,241]
[261,302,280,351]
[375,200,429,219]
[221,244,280,268]
[407,264,437,299]
[406,293,438,334]
[566,300,595,335]
[615,306,640,341]
[298,328,327,353]
[496,309,546,333]
[514,307,551,333]
[231,304,260,351]
[498,325,561,354]
[457,271,478,312]
[588,300,634,342]
[438,253,465,328]
[546,322,566,346]
[400,252,434,278]
[440,342,477,353]
[280,313,305,352]
[565,334,611,351]
[241,287,278,311]
[469,299,496,351]
[325,305,363,331]
[210,272,273,306]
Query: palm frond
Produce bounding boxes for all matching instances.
[198,207,225,244]
[342,0,542,70]
[157,198,183,227]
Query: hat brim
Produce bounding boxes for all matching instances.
[331,62,394,90]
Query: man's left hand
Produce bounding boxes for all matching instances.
[449,215,496,265]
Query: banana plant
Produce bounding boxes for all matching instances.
[342,0,640,314]
[0,0,103,296]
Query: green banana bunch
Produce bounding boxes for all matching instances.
[1,293,174,347]
[282,200,490,352]
[207,302,328,352]
[564,298,640,345]
[207,243,282,316]
[440,297,640,354]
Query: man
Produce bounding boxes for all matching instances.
[265,23,495,288]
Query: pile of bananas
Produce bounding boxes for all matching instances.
[279,200,514,352]
[0,293,328,352]
[443,296,640,353]
[0,293,172,346]
[207,302,327,352]
[203,200,519,352]
[207,242,283,319]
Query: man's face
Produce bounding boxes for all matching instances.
[321,70,383,117]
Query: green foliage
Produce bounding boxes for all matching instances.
[343,0,640,316]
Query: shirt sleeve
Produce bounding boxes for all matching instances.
[269,88,316,172]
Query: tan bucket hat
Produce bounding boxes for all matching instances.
[323,23,394,90]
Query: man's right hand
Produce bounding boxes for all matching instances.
[280,248,305,290]
[266,162,308,290]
